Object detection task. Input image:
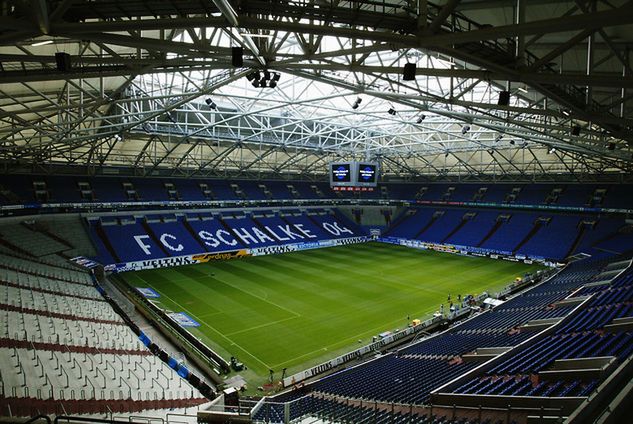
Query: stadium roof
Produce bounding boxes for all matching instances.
[1,0,633,181]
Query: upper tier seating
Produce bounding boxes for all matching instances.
[3,175,633,210]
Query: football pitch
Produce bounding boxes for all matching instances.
[120,242,543,385]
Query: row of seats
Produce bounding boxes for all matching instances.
[385,207,632,261]
[454,375,598,398]
[454,260,633,399]
[0,247,210,418]
[2,175,632,208]
[260,253,629,422]
[255,394,494,424]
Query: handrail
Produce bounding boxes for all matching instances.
[25,415,51,424]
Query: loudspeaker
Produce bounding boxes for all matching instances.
[231,46,244,67]
[402,63,416,81]
[498,90,510,106]
[55,52,71,72]
[571,125,581,136]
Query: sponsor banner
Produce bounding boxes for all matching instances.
[168,312,200,327]
[3,197,632,216]
[250,237,369,257]
[108,249,248,273]
[69,256,100,269]
[283,315,443,387]
[108,237,369,273]
[377,237,549,265]
[413,200,630,215]
[192,250,250,263]
[136,287,160,298]
[250,244,299,256]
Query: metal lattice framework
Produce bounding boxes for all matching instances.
[1,0,632,181]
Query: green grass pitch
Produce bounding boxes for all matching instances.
[120,242,543,386]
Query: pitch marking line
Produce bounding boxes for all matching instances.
[214,278,302,318]
[224,316,301,337]
[270,307,437,369]
[134,275,274,370]
[197,311,224,319]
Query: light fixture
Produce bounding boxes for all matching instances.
[416,115,425,124]
[607,142,615,151]
[509,139,515,145]
[205,98,217,109]
[269,72,281,88]
[495,134,503,142]
[561,110,570,117]
[548,147,556,154]
[247,71,280,88]
[31,40,53,47]
[352,97,362,110]
[517,87,528,94]
[239,33,274,39]
[388,107,396,115]
[461,125,471,134]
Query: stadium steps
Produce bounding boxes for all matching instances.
[250,215,278,240]
[141,221,171,257]
[512,221,543,255]
[591,226,631,251]
[565,225,588,259]
[0,236,36,258]
[477,220,504,247]
[441,218,468,244]
[306,214,327,232]
[25,222,74,250]
[94,223,121,263]
[382,208,413,235]
[413,215,439,239]
[217,217,248,249]
[182,219,209,251]
[0,395,208,417]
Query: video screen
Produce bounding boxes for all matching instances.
[330,163,352,183]
[357,163,377,184]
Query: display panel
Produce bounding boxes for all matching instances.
[330,162,352,185]
[356,163,378,186]
[329,161,379,190]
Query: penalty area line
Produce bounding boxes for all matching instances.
[134,275,274,371]
[224,316,301,337]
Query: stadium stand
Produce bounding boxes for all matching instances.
[87,208,366,264]
[0,224,212,420]
[252,253,633,423]
[4,175,633,208]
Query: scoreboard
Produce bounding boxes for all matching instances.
[330,161,379,191]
